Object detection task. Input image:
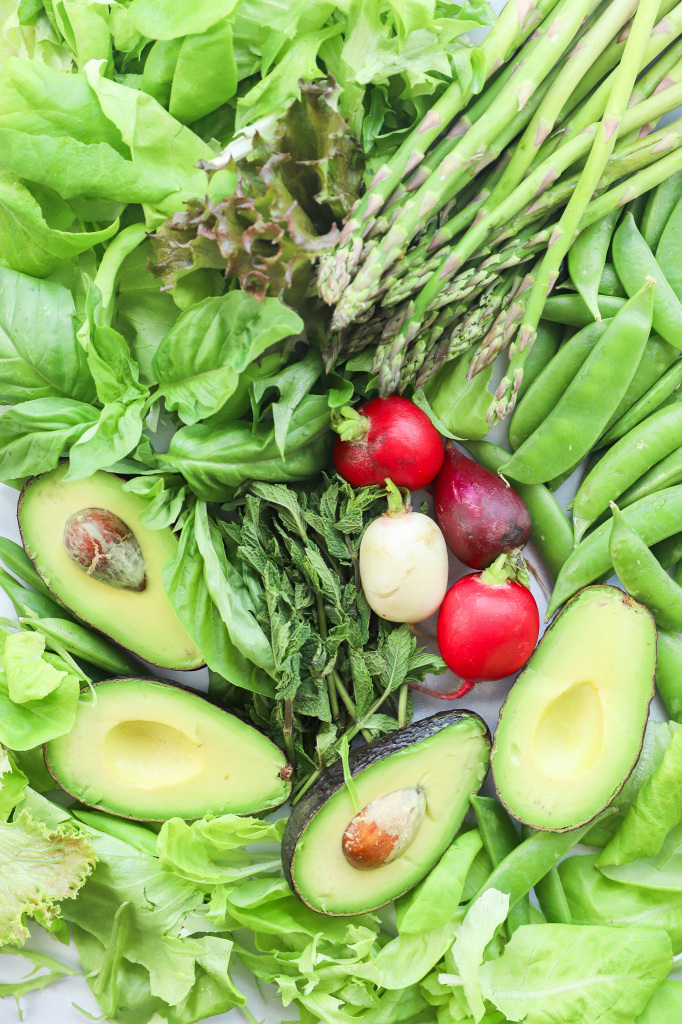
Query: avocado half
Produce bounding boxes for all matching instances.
[18,464,204,670]
[283,710,491,916]
[492,585,656,832]
[44,678,292,821]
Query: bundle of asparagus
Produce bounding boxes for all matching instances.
[318,0,682,421]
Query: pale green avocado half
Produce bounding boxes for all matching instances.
[18,464,203,670]
[283,711,491,915]
[492,585,656,832]
[44,678,291,820]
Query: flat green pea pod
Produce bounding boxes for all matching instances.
[0,537,53,599]
[515,321,562,402]
[613,214,682,350]
[599,263,627,298]
[547,484,682,617]
[652,531,682,570]
[609,504,682,630]
[508,321,609,452]
[470,811,615,915]
[501,283,654,486]
[520,825,571,925]
[655,628,682,722]
[602,333,679,434]
[568,210,620,322]
[421,350,494,440]
[573,401,682,542]
[471,796,530,936]
[641,170,682,252]
[655,191,682,303]
[465,440,573,582]
[618,447,682,511]
[0,565,68,620]
[540,293,625,328]
[25,617,140,676]
[600,358,682,446]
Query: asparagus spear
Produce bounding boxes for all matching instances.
[316,0,562,306]
[329,0,597,329]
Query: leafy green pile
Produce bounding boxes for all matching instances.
[4,719,682,1023]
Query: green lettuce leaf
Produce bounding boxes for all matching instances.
[599,820,682,890]
[442,889,510,1022]
[0,946,80,997]
[559,853,682,953]
[599,725,682,866]
[0,808,96,946]
[477,924,672,1024]
[3,630,67,701]
[0,398,99,487]
[157,814,285,886]
[396,829,483,934]
[152,291,303,425]
[636,980,682,1023]
[0,745,28,820]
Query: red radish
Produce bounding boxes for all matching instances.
[360,480,448,623]
[333,396,444,489]
[434,443,531,569]
[418,554,539,699]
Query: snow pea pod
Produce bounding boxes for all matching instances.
[465,440,573,581]
[603,333,679,432]
[471,795,530,936]
[568,209,620,321]
[651,531,682,570]
[540,293,625,327]
[655,628,682,722]
[655,191,682,303]
[520,824,572,925]
[502,284,654,486]
[641,171,682,252]
[26,617,140,676]
[421,350,494,440]
[508,321,609,451]
[573,401,682,541]
[618,447,682,511]
[548,484,682,617]
[0,537,53,599]
[613,213,682,350]
[471,812,614,914]
[0,566,67,620]
[600,357,682,445]
[515,321,562,402]
[599,263,627,298]
[609,505,682,630]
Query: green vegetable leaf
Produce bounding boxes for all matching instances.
[66,397,147,480]
[599,726,682,866]
[128,0,240,40]
[599,820,682,890]
[375,914,464,990]
[0,808,96,946]
[0,947,80,997]
[0,263,95,403]
[477,924,672,1024]
[157,814,284,886]
[251,348,323,457]
[152,292,303,425]
[3,630,66,702]
[0,746,28,821]
[169,18,238,124]
[0,398,99,486]
[636,980,682,1023]
[443,889,510,1022]
[396,829,483,934]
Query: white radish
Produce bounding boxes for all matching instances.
[360,481,449,623]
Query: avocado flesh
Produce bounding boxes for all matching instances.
[18,465,203,670]
[286,712,490,915]
[492,586,655,831]
[44,678,291,820]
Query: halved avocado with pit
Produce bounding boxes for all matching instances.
[44,678,292,820]
[18,464,203,670]
[492,585,656,831]
[283,710,491,916]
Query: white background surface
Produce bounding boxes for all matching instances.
[1,0,681,1017]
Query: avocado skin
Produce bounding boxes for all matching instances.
[17,466,206,672]
[44,677,292,821]
[492,584,655,832]
[283,709,490,912]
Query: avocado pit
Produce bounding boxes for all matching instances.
[341,786,426,869]
[64,508,147,592]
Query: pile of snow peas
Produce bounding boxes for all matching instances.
[475,179,682,724]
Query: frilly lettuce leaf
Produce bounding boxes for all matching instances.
[3,631,66,702]
[0,809,96,946]
[151,76,362,305]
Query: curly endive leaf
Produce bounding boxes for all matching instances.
[0,810,96,946]
[151,77,362,305]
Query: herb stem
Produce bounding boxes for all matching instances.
[283,699,295,771]
[398,682,408,729]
